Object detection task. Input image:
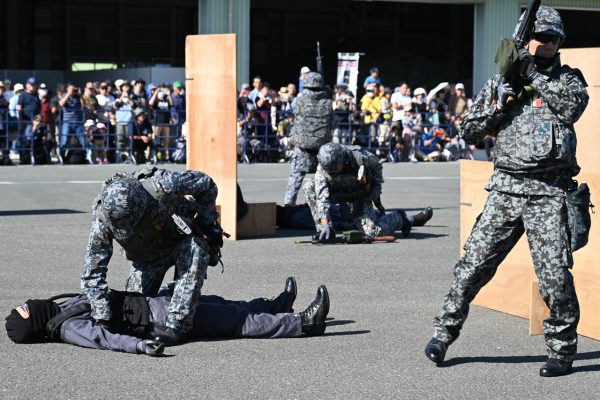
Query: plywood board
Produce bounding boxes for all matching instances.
[185,34,238,239]
[237,203,277,238]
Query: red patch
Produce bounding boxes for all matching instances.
[535,98,542,108]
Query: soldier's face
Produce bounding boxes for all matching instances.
[527,35,559,59]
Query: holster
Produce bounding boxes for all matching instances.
[565,181,594,252]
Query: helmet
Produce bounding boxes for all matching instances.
[100,178,149,229]
[318,143,348,174]
[303,72,324,89]
[513,6,565,42]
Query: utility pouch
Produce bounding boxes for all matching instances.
[566,181,594,252]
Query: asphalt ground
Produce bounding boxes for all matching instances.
[0,162,599,399]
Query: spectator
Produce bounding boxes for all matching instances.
[254,82,273,144]
[425,99,442,127]
[412,87,428,115]
[443,117,466,161]
[58,83,86,159]
[85,120,109,165]
[359,86,381,146]
[415,127,445,162]
[378,87,393,146]
[249,75,261,104]
[298,66,310,93]
[447,83,470,117]
[81,82,98,120]
[131,108,153,164]
[0,81,11,165]
[17,77,41,121]
[287,83,297,100]
[390,82,412,132]
[38,85,54,153]
[114,81,136,159]
[132,79,148,111]
[332,84,354,144]
[148,84,173,161]
[22,114,51,165]
[171,80,186,124]
[3,79,13,102]
[363,67,382,89]
[95,82,114,126]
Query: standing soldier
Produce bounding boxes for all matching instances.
[304,143,432,240]
[284,72,332,206]
[424,6,589,377]
[81,167,225,345]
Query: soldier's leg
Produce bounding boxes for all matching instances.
[125,259,171,295]
[284,147,307,206]
[191,302,302,339]
[433,191,526,345]
[302,177,320,225]
[167,235,210,333]
[523,195,579,361]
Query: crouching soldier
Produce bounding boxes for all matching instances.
[81,167,225,345]
[5,278,331,355]
[304,143,433,241]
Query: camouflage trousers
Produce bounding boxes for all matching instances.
[125,235,210,333]
[284,147,318,206]
[433,190,579,361]
[303,179,403,238]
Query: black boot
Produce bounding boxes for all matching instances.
[412,207,433,227]
[298,285,330,336]
[397,210,412,237]
[539,357,573,377]
[424,337,448,364]
[269,277,297,314]
[153,326,185,346]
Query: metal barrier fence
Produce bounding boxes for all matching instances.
[0,107,185,165]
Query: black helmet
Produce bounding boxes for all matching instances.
[100,178,149,229]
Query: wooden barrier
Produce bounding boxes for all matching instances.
[185,34,276,239]
[465,48,600,341]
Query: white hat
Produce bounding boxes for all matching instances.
[300,66,310,74]
[455,83,465,90]
[414,87,427,96]
[13,83,24,92]
[96,122,106,130]
[114,79,124,88]
[84,119,96,128]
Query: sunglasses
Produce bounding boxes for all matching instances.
[533,34,560,45]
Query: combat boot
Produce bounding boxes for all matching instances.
[269,277,297,314]
[153,326,185,346]
[298,285,330,336]
[397,210,412,237]
[424,337,448,364]
[412,207,433,227]
[539,357,572,377]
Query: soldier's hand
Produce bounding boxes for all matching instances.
[319,223,335,241]
[136,339,165,356]
[204,223,224,248]
[496,81,516,111]
[517,48,539,82]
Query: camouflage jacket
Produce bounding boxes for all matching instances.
[460,55,588,195]
[314,147,383,220]
[81,168,218,321]
[289,89,332,150]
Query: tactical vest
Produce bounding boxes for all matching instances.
[45,291,151,341]
[326,147,372,203]
[290,89,332,150]
[494,64,581,175]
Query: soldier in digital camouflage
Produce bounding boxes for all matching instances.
[304,142,433,241]
[284,71,332,206]
[425,6,589,377]
[81,167,224,345]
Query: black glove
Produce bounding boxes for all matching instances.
[319,223,335,241]
[136,339,165,356]
[93,319,110,329]
[496,80,516,111]
[518,48,539,82]
[203,222,224,248]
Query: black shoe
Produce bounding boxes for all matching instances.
[397,210,412,237]
[412,207,433,227]
[425,338,448,364]
[153,326,185,346]
[270,277,297,314]
[298,285,330,336]
[539,358,573,377]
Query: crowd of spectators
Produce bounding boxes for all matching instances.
[236,66,495,164]
[0,77,186,165]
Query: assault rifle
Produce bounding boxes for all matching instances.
[295,230,396,245]
[494,0,541,105]
[316,41,324,80]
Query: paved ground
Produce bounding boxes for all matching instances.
[0,162,599,399]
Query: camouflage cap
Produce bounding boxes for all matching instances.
[100,178,149,229]
[513,5,565,40]
[318,143,347,174]
[303,72,324,89]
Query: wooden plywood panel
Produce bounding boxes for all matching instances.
[185,34,238,239]
[560,48,600,174]
[237,203,277,238]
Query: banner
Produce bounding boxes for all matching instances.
[336,52,360,100]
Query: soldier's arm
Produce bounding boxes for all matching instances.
[81,212,114,321]
[363,152,384,199]
[531,68,589,124]
[459,76,505,145]
[173,170,219,226]
[314,167,332,221]
[61,317,139,354]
